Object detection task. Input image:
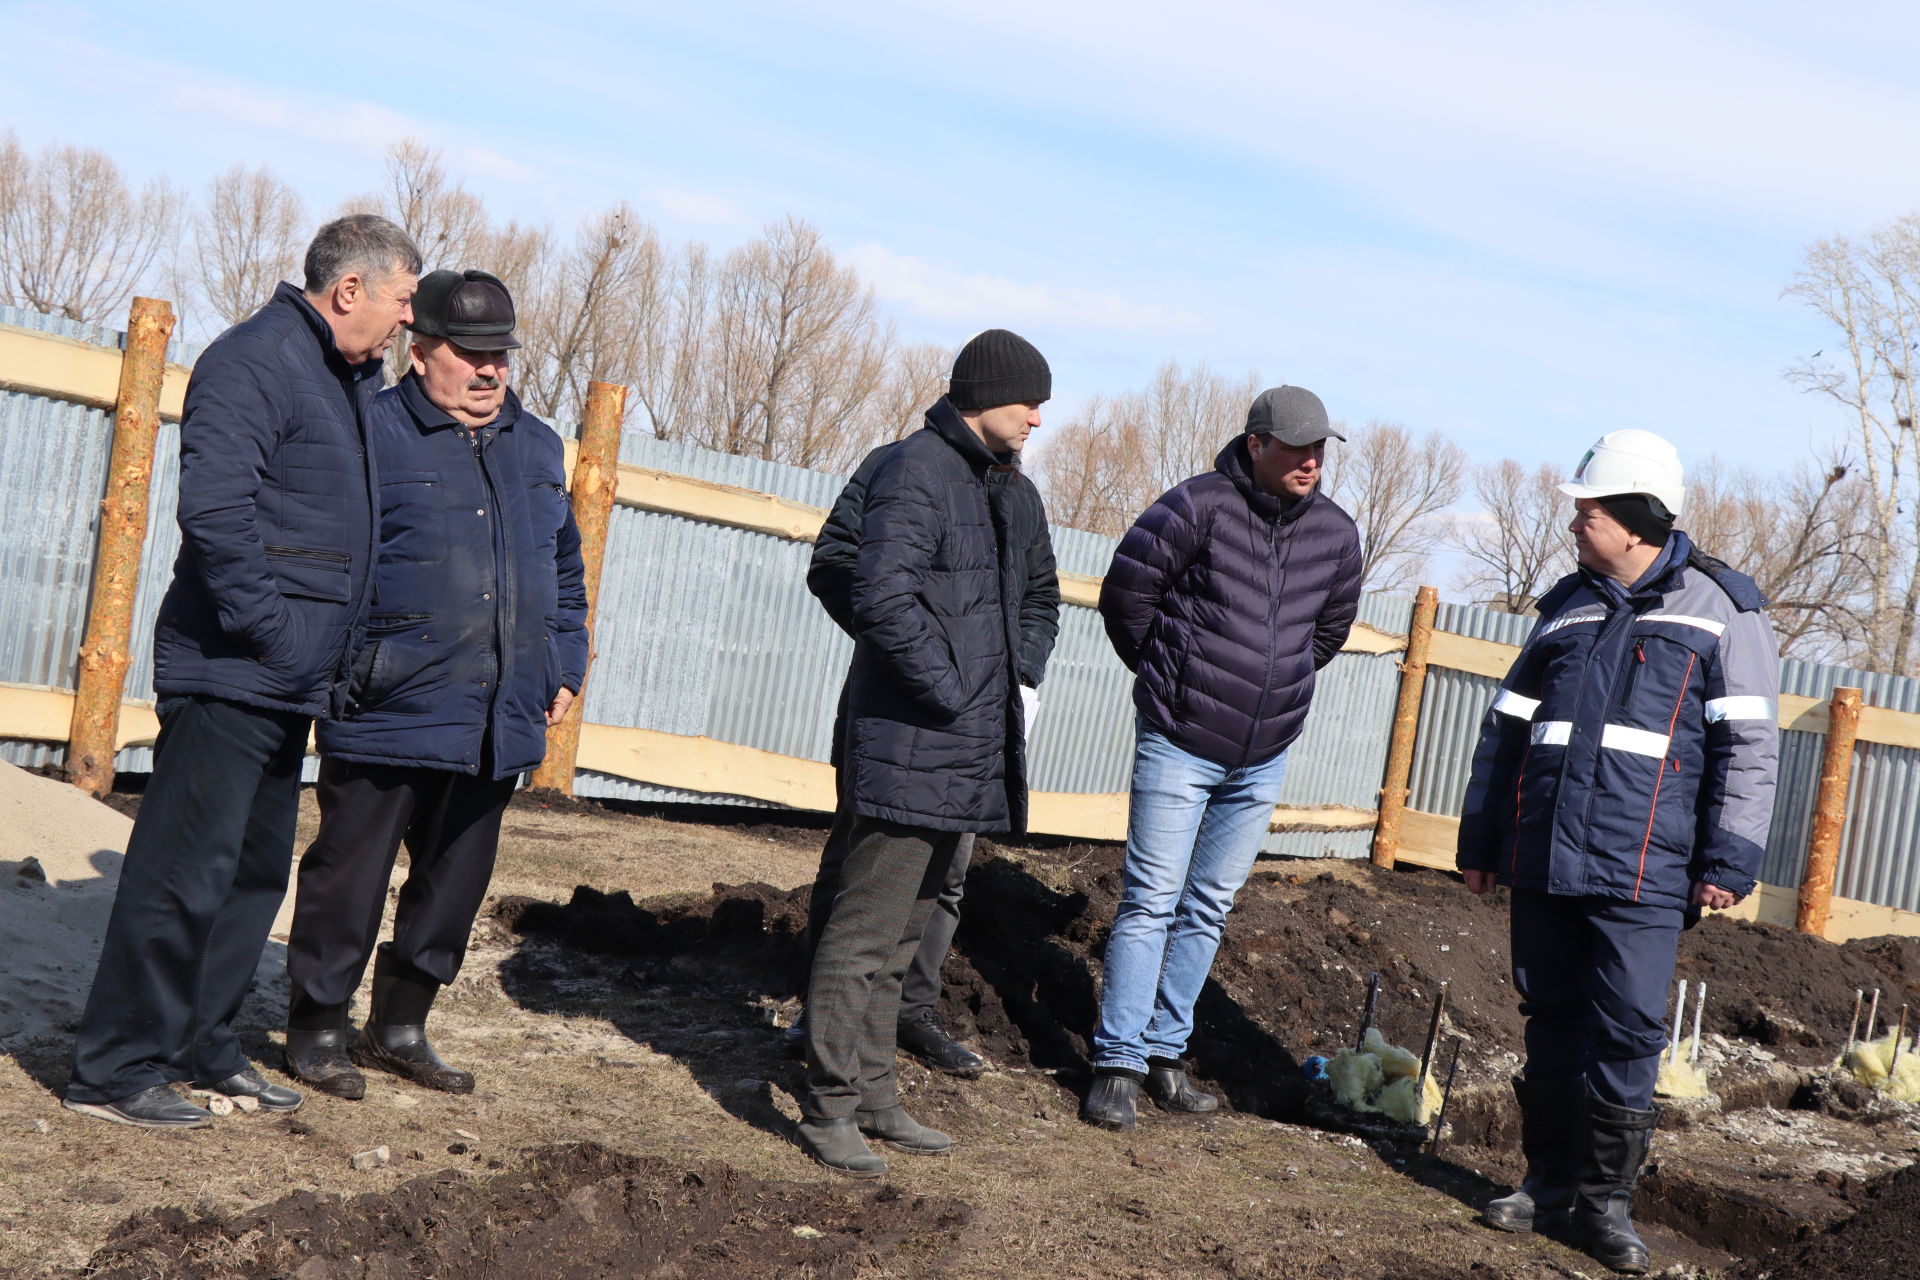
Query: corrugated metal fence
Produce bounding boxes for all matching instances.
[4,308,1920,907]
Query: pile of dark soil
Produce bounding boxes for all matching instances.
[79,1142,970,1280]
[1730,1159,1920,1279]
[1677,919,1920,1051]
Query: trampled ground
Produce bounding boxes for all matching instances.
[3,783,1918,1279]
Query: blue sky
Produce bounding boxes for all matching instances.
[7,0,1920,485]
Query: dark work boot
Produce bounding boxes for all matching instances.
[896,1008,985,1076]
[858,1104,952,1154]
[796,1115,888,1178]
[1484,1076,1586,1232]
[1575,1098,1660,1274]
[1145,1056,1220,1114]
[285,993,365,1100]
[352,948,475,1095]
[1079,1069,1144,1131]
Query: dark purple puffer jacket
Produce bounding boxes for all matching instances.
[1100,437,1363,767]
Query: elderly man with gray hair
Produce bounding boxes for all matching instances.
[64,214,421,1129]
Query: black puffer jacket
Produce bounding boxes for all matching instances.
[844,399,1058,833]
[1100,436,1363,767]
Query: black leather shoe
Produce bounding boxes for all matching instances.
[1146,1058,1220,1114]
[896,1008,985,1076]
[354,1025,476,1094]
[858,1104,952,1154]
[1079,1072,1142,1131]
[795,1115,887,1178]
[206,1068,302,1112]
[285,1029,366,1100]
[63,1084,213,1130]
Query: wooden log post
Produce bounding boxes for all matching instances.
[1798,685,1863,937]
[529,380,627,796]
[1372,585,1439,868]
[66,297,175,797]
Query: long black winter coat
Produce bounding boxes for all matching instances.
[1100,437,1363,767]
[317,377,588,778]
[843,399,1059,834]
[152,283,383,716]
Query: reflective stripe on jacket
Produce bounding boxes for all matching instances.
[1456,533,1779,907]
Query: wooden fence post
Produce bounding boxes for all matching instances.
[1797,685,1862,937]
[66,297,175,797]
[529,379,627,796]
[1372,585,1439,868]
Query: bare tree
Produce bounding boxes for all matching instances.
[1324,420,1465,594]
[188,164,305,329]
[1785,217,1920,671]
[0,130,180,323]
[1449,459,1573,613]
[1687,456,1875,662]
[1034,361,1259,536]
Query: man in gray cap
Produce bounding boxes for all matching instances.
[1082,385,1363,1131]
[281,268,588,1099]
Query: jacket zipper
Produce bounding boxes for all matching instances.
[469,428,510,762]
[1243,516,1282,768]
[1617,638,1646,709]
[264,544,350,564]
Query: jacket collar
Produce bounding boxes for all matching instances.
[925,396,1013,472]
[397,372,521,435]
[1215,436,1318,524]
[272,281,384,382]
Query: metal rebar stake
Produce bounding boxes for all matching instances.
[1428,1038,1464,1156]
[1416,981,1449,1098]
[1357,971,1383,1051]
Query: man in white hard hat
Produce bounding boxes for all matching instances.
[1456,429,1779,1275]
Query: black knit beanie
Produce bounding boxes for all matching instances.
[1597,493,1675,545]
[948,329,1051,410]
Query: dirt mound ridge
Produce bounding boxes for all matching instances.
[80,1141,971,1280]
[1730,1158,1920,1280]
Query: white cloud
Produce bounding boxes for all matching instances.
[844,244,1203,333]
[645,186,754,229]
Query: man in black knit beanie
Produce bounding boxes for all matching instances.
[795,329,1060,1176]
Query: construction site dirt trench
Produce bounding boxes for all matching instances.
[41,799,1920,1280]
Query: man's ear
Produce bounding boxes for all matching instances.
[333,271,364,313]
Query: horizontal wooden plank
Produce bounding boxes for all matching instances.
[0,322,189,421]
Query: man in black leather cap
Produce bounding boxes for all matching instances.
[280,269,587,1100]
[796,329,1059,1176]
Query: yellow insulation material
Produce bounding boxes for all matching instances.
[1846,1033,1920,1102]
[1327,1028,1443,1124]
[1654,1053,1710,1099]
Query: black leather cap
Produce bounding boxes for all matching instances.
[408,269,520,350]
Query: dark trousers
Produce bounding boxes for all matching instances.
[67,695,309,1103]
[1510,889,1684,1110]
[286,758,516,1012]
[804,806,973,1021]
[803,816,963,1118]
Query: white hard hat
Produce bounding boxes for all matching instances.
[1558,429,1685,518]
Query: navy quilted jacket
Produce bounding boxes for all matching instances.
[152,284,381,716]
[317,377,588,778]
[1456,534,1780,908]
[1099,437,1363,768]
[844,399,1058,833]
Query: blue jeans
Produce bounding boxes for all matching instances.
[1091,720,1289,1074]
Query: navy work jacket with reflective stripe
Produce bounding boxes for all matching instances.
[316,376,588,778]
[1456,533,1780,909]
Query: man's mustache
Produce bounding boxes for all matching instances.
[467,375,502,391]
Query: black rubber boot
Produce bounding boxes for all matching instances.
[796,1115,888,1177]
[1145,1057,1219,1114]
[1575,1098,1660,1274]
[1079,1069,1143,1130]
[1484,1075,1586,1232]
[285,992,365,1100]
[352,948,474,1095]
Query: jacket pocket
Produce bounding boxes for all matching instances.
[265,545,352,602]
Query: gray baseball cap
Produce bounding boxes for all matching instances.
[1245,385,1344,446]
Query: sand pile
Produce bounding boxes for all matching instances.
[0,761,295,1051]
